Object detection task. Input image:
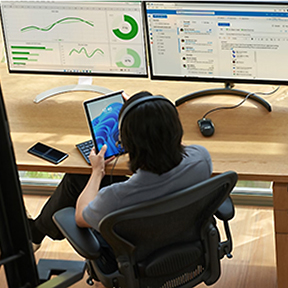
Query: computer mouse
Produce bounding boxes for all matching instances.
[197,118,215,137]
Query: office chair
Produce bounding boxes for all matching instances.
[53,170,237,288]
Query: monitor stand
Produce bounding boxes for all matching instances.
[33,76,113,103]
[175,82,272,112]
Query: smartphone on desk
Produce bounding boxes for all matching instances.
[28,142,68,164]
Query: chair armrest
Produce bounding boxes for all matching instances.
[53,207,101,260]
[214,196,234,221]
[214,197,235,259]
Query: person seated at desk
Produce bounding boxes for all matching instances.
[28,91,213,252]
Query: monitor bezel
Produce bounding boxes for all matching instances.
[143,0,288,86]
[0,0,149,79]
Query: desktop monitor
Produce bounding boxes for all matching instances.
[0,0,147,77]
[144,1,288,86]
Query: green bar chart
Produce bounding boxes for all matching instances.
[11,46,53,65]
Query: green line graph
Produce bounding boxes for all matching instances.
[69,47,104,58]
[20,17,94,32]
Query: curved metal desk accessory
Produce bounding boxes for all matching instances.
[34,85,113,103]
[175,83,272,112]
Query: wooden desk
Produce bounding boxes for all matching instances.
[1,64,288,287]
[1,65,222,175]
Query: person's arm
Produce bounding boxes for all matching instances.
[75,145,114,227]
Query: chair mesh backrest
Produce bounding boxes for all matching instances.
[100,171,237,262]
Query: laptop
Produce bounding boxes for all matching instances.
[77,90,125,164]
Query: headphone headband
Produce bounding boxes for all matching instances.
[118,95,174,131]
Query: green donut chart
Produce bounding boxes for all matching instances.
[112,15,138,40]
[116,48,141,68]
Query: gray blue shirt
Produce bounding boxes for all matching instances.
[83,145,212,231]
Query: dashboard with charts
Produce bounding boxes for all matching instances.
[0,1,147,77]
[2,0,288,86]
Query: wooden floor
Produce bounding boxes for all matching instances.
[1,195,277,288]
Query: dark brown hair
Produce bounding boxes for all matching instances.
[119,91,185,174]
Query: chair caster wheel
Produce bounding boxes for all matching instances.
[227,253,233,259]
[86,277,94,286]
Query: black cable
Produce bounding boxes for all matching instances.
[202,86,280,119]
[109,154,120,184]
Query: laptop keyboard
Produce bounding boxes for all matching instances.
[76,139,93,164]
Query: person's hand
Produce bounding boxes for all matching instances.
[89,145,115,178]
[122,91,130,101]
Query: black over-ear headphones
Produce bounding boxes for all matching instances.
[118,95,175,132]
[116,95,175,147]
